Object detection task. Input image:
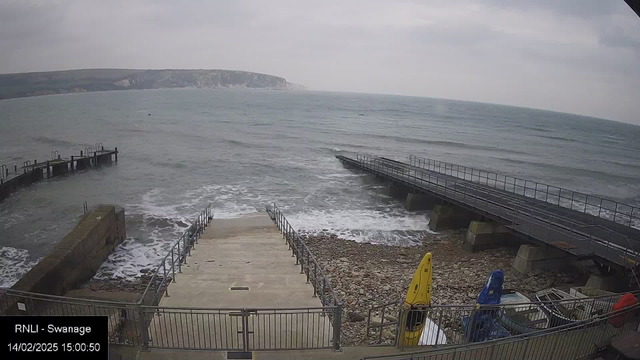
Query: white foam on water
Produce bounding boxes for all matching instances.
[280,155,345,173]
[94,188,196,280]
[287,209,435,246]
[182,184,263,218]
[211,202,259,219]
[126,188,193,221]
[0,247,41,288]
[95,185,264,280]
[317,172,366,180]
[1,209,27,230]
[94,236,172,279]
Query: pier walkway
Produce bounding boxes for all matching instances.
[146,213,335,352]
[0,145,118,202]
[337,154,640,270]
[159,214,321,308]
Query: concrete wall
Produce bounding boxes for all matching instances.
[429,204,480,232]
[405,193,440,211]
[463,221,517,252]
[512,244,574,274]
[386,183,411,199]
[11,205,126,295]
[97,153,113,164]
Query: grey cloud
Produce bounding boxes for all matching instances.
[0,2,67,48]
[411,22,497,47]
[599,26,640,52]
[0,0,640,124]
[483,0,625,17]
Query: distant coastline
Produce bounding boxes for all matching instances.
[0,68,307,100]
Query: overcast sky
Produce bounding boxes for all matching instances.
[2,0,640,124]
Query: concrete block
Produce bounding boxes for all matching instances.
[429,205,479,232]
[11,204,126,296]
[51,163,68,176]
[95,208,117,240]
[105,223,118,248]
[585,274,626,293]
[97,154,112,164]
[404,193,439,211]
[87,242,114,273]
[386,183,411,199]
[512,244,573,274]
[11,258,56,294]
[463,221,513,252]
[76,158,90,169]
[468,221,506,234]
[512,255,570,274]
[516,244,567,261]
[115,207,126,243]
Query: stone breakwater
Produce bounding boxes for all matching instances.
[302,230,588,346]
[81,272,154,294]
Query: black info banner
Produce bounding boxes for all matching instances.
[0,316,108,359]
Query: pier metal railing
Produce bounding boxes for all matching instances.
[345,154,640,269]
[363,301,640,360]
[139,203,212,305]
[1,145,119,202]
[408,155,640,229]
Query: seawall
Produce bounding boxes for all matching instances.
[10,205,126,296]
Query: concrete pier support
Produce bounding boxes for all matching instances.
[585,274,625,292]
[29,168,44,183]
[76,158,91,170]
[97,153,112,164]
[463,221,513,252]
[385,183,411,200]
[428,204,478,232]
[512,244,572,274]
[404,193,439,211]
[52,163,69,176]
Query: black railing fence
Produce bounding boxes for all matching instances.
[408,155,640,230]
[364,302,640,360]
[1,203,344,352]
[343,154,639,269]
[140,203,212,305]
[268,203,341,309]
[366,290,640,349]
[0,288,341,351]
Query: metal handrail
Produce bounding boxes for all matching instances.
[140,304,337,311]
[268,203,341,308]
[139,203,212,304]
[398,155,640,269]
[364,301,640,359]
[346,154,639,268]
[366,289,640,345]
[367,289,639,316]
[1,203,346,351]
[0,287,139,306]
[408,155,640,229]
[0,287,342,351]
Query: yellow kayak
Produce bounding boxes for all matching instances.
[402,252,432,346]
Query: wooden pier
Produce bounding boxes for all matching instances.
[0,145,118,202]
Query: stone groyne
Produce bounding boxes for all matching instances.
[10,205,126,296]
